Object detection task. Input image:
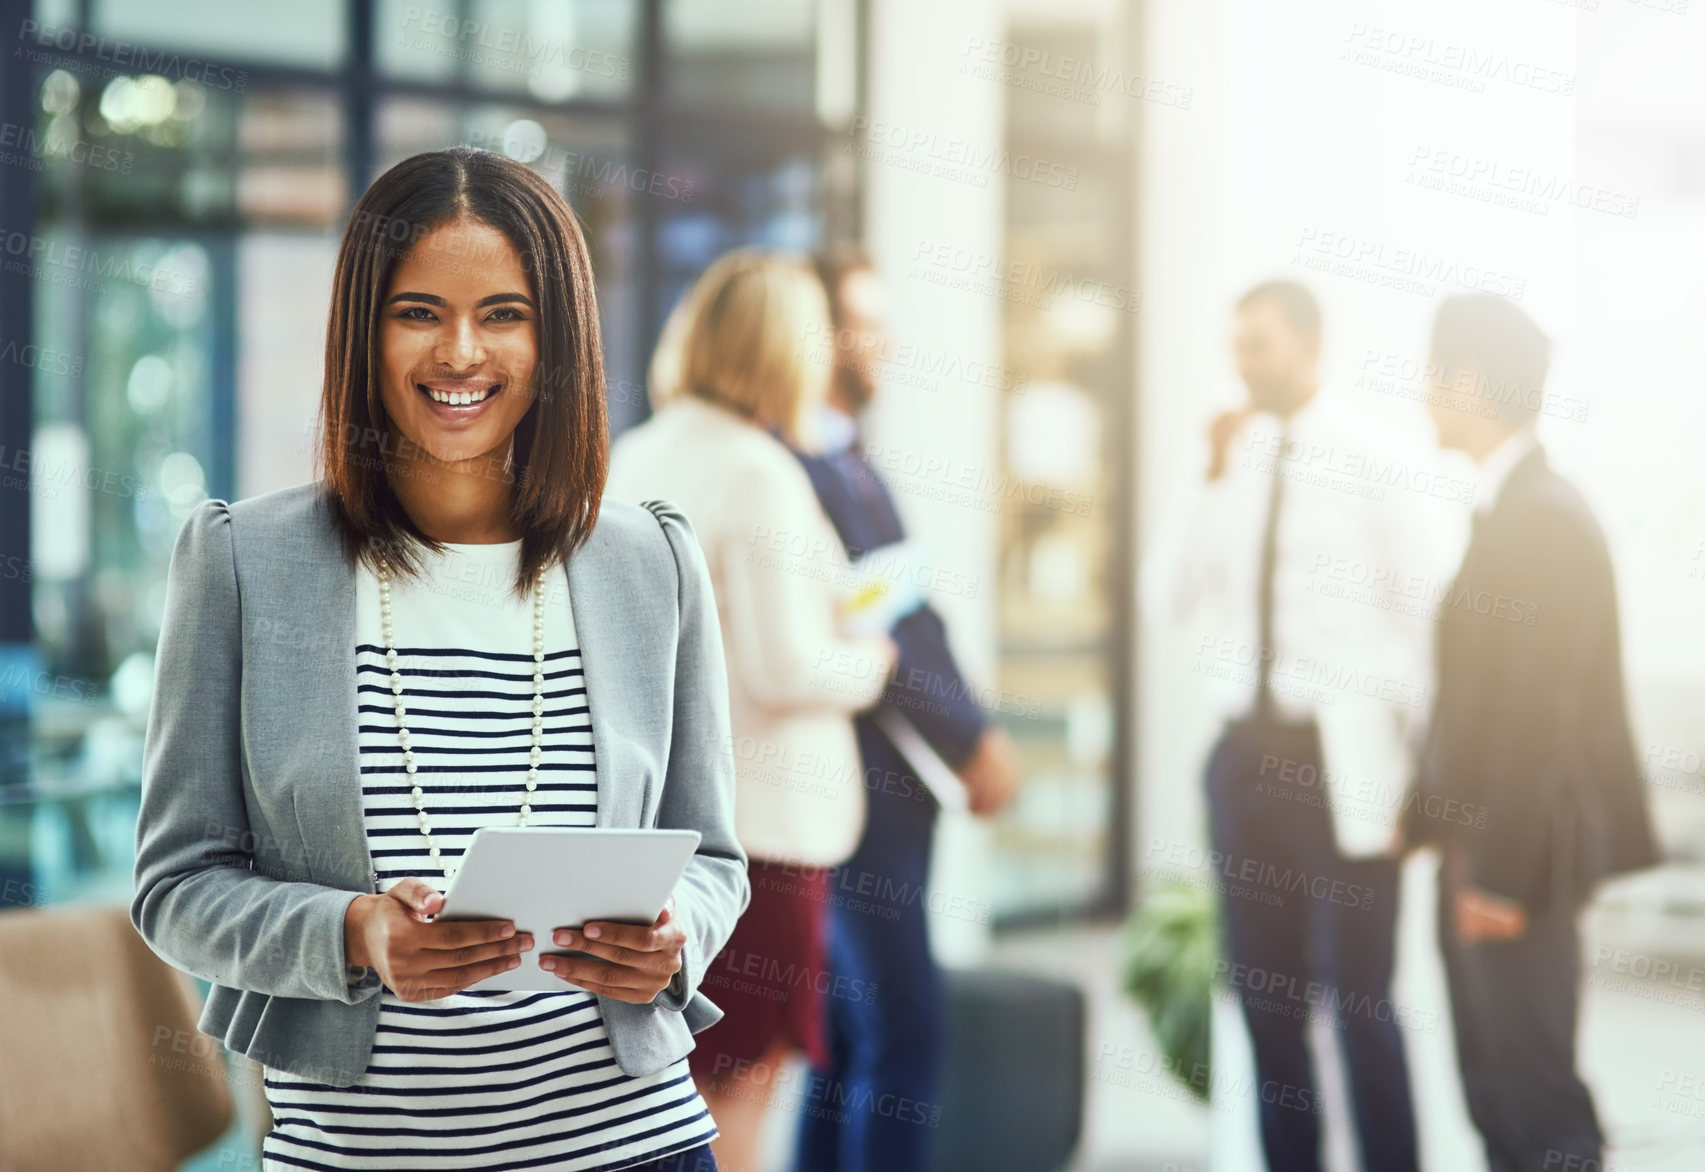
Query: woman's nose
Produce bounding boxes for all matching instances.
[436,316,486,368]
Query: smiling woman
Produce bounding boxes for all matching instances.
[318,146,608,594]
[375,217,543,545]
[130,147,747,1172]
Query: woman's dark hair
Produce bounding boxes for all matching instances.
[315,146,608,601]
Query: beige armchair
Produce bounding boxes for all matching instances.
[0,903,235,1172]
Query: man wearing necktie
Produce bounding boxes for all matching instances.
[789,246,1022,1172]
[1401,294,1657,1172]
[1171,281,1437,1172]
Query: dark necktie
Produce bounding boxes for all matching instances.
[1253,431,1289,718]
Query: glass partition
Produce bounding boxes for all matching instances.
[985,6,1136,921]
[5,0,864,933]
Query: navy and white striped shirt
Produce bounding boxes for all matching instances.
[262,538,717,1171]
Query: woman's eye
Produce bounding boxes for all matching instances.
[393,305,526,323]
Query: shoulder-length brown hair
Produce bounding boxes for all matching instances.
[314,146,608,601]
[645,248,831,446]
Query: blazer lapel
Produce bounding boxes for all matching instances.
[324,552,372,886]
[564,521,642,831]
[1456,445,1546,590]
[1497,444,1549,515]
[272,496,373,890]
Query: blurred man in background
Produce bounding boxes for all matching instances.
[791,244,1022,1172]
[1170,280,1433,1172]
[1404,294,1658,1172]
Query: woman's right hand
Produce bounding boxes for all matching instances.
[343,877,534,1001]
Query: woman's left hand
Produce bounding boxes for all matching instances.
[542,898,686,1003]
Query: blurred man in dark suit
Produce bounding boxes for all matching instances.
[791,245,1021,1172]
[1404,294,1659,1172]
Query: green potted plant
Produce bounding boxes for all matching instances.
[1120,880,1218,1104]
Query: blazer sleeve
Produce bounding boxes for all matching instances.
[130,499,381,1005]
[714,466,891,716]
[640,500,751,1012]
[882,603,990,771]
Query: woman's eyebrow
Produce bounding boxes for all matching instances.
[384,292,535,307]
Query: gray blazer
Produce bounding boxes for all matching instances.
[131,481,749,1089]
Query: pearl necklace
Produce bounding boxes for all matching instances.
[377,553,549,880]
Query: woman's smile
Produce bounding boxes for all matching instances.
[378,216,540,464]
[416,376,506,421]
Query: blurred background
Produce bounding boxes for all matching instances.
[1,0,1703,1169]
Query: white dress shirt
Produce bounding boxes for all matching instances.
[1163,387,1454,855]
[816,403,860,455]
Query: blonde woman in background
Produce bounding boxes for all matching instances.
[606,249,898,1171]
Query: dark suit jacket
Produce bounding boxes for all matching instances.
[794,443,990,806]
[1407,445,1658,912]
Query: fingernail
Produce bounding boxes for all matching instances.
[501,924,515,938]
[557,930,575,946]
[508,956,520,969]
[585,925,601,939]
[541,958,556,971]
[520,934,534,951]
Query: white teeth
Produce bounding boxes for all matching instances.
[424,385,495,405]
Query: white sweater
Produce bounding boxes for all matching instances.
[605,396,890,867]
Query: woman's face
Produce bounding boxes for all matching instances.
[377,215,540,467]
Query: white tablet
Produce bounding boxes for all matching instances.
[435,827,702,992]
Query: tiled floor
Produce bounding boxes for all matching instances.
[983,856,1705,1172]
[187,860,1705,1171]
